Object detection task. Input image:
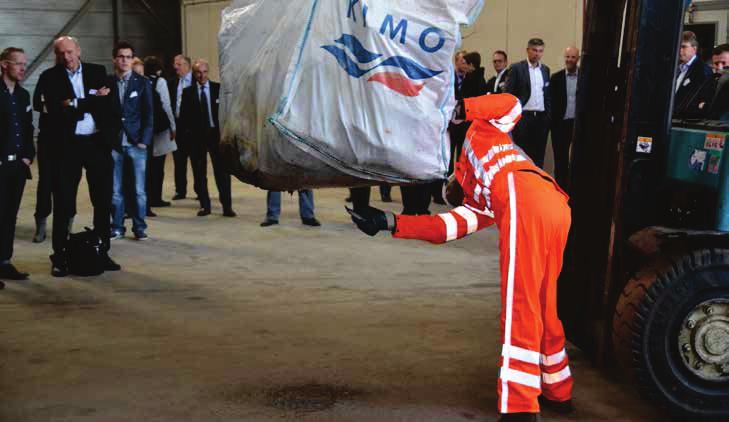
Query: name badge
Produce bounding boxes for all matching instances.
[26,105,32,112]
[683,78,691,87]
[129,91,138,98]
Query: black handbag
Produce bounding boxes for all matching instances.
[68,228,105,276]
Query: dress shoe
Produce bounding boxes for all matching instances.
[67,216,74,233]
[497,413,538,422]
[260,219,279,227]
[33,218,47,243]
[0,264,29,280]
[0,280,4,290]
[151,200,171,207]
[172,193,186,200]
[197,208,211,217]
[538,395,575,414]
[223,209,237,217]
[101,253,121,271]
[147,209,157,217]
[302,217,321,227]
[50,254,69,277]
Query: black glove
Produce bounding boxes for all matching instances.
[346,206,391,236]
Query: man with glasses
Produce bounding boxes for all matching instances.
[35,36,119,276]
[487,50,509,94]
[108,41,154,241]
[0,47,34,287]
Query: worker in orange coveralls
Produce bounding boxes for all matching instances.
[347,94,575,422]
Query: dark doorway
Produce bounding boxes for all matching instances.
[685,22,717,63]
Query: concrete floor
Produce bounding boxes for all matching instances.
[0,160,660,422]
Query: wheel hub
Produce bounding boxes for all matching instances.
[678,299,729,381]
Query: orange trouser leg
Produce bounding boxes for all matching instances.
[539,189,573,402]
[495,172,546,414]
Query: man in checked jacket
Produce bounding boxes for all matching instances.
[349,94,574,421]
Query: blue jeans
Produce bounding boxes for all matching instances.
[266,190,314,221]
[111,145,148,234]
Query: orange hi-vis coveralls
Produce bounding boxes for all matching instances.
[393,94,573,414]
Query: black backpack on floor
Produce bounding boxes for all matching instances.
[68,228,105,276]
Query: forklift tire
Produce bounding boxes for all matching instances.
[612,249,729,419]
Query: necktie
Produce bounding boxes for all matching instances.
[200,85,211,128]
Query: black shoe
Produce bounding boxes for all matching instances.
[381,194,393,203]
[147,209,157,217]
[432,196,446,205]
[197,208,211,217]
[223,209,237,217]
[260,219,279,227]
[172,194,186,200]
[33,218,47,243]
[538,395,575,414]
[497,413,538,422]
[302,217,321,227]
[0,280,4,289]
[0,264,29,280]
[151,200,171,208]
[345,196,353,203]
[50,254,69,277]
[101,253,121,271]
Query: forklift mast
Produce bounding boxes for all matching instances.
[560,0,691,363]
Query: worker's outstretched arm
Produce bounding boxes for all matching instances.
[462,93,522,123]
[347,205,493,245]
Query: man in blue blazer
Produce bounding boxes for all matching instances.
[505,38,551,168]
[108,41,154,241]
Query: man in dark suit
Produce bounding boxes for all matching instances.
[506,38,551,168]
[0,47,35,286]
[549,47,580,190]
[37,36,120,276]
[169,54,194,200]
[108,41,154,240]
[179,59,235,217]
[486,50,509,94]
[673,31,713,118]
[708,44,729,122]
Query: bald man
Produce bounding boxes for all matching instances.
[35,36,121,276]
[549,47,580,191]
[178,59,235,217]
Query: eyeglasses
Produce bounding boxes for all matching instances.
[4,61,27,68]
[115,55,133,60]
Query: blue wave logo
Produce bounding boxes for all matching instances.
[321,34,442,97]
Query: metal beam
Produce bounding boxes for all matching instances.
[134,0,173,36]
[112,0,120,43]
[25,0,96,79]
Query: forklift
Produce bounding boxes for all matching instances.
[561,0,729,418]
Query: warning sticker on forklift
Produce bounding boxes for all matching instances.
[708,154,721,174]
[704,133,725,151]
[689,149,707,171]
[636,137,653,153]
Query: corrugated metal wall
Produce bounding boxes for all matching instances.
[0,0,180,124]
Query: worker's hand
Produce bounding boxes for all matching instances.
[170,131,176,140]
[22,158,31,166]
[96,87,110,96]
[443,174,464,207]
[346,206,392,236]
[62,99,74,107]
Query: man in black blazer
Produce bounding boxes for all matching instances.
[169,54,194,200]
[179,59,235,217]
[549,47,580,190]
[108,41,154,240]
[674,31,713,118]
[37,36,120,276]
[0,47,35,285]
[486,50,509,94]
[506,38,551,168]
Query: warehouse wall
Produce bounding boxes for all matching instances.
[0,0,179,124]
[181,0,584,83]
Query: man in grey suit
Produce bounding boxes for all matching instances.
[506,38,551,168]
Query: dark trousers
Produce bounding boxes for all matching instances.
[349,185,391,210]
[51,135,113,255]
[35,138,77,221]
[448,122,469,174]
[192,129,232,211]
[512,111,550,168]
[400,184,432,215]
[145,147,166,206]
[173,128,189,197]
[550,118,574,190]
[0,161,27,263]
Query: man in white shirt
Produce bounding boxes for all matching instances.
[674,31,712,118]
[505,38,552,168]
[170,54,194,200]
